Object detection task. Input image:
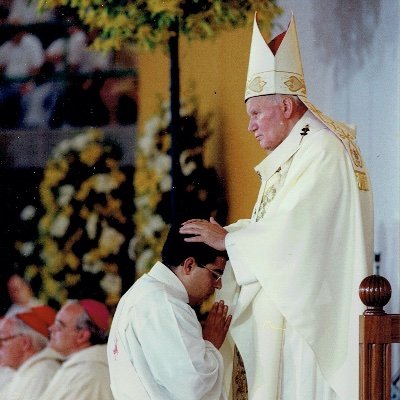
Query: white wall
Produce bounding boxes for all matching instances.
[276,0,399,312]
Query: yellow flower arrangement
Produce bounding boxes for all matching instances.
[132,97,227,276]
[38,0,282,51]
[25,0,281,307]
[16,129,135,309]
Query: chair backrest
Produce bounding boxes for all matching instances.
[359,275,400,400]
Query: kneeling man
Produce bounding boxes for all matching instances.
[108,225,232,400]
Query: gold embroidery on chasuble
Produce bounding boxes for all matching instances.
[302,100,369,191]
[255,158,293,222]
[232,347,248,400]
[234,158,293,399]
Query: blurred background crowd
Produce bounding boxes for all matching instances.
[0,0,138,130]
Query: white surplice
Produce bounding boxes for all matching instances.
[107,261,226,400]
[6,347,64,400]
[0,366,15,398]
[218,111,373,400]
[39,345,113,400]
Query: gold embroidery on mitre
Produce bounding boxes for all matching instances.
[284,75,306,94]
[247,76,267,93]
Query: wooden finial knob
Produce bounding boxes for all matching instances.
[359,275,392,315]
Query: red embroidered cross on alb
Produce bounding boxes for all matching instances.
[113,337,119,360]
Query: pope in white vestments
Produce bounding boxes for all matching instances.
[219,110,373,400]
[180,13,373,400]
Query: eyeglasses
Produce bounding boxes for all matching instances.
[198,263,224,283]
[0,334,21,346]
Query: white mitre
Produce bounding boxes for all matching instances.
[245,13,306,100]
[245,13,369,191]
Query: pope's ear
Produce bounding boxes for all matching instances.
[181,257,196,275]
[281,96,294,118]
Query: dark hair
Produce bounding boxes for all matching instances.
[74,306,108,345]
[0,5,9,20]
[161,224,228,269]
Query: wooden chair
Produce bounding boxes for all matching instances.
[359,275,400,400]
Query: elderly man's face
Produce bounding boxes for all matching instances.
[246,96,290,151]
[48,303,84,357]
[0,318,25,369]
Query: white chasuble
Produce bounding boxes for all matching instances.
[217,111,373,400]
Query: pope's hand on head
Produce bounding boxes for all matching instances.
[179,217,227,251]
